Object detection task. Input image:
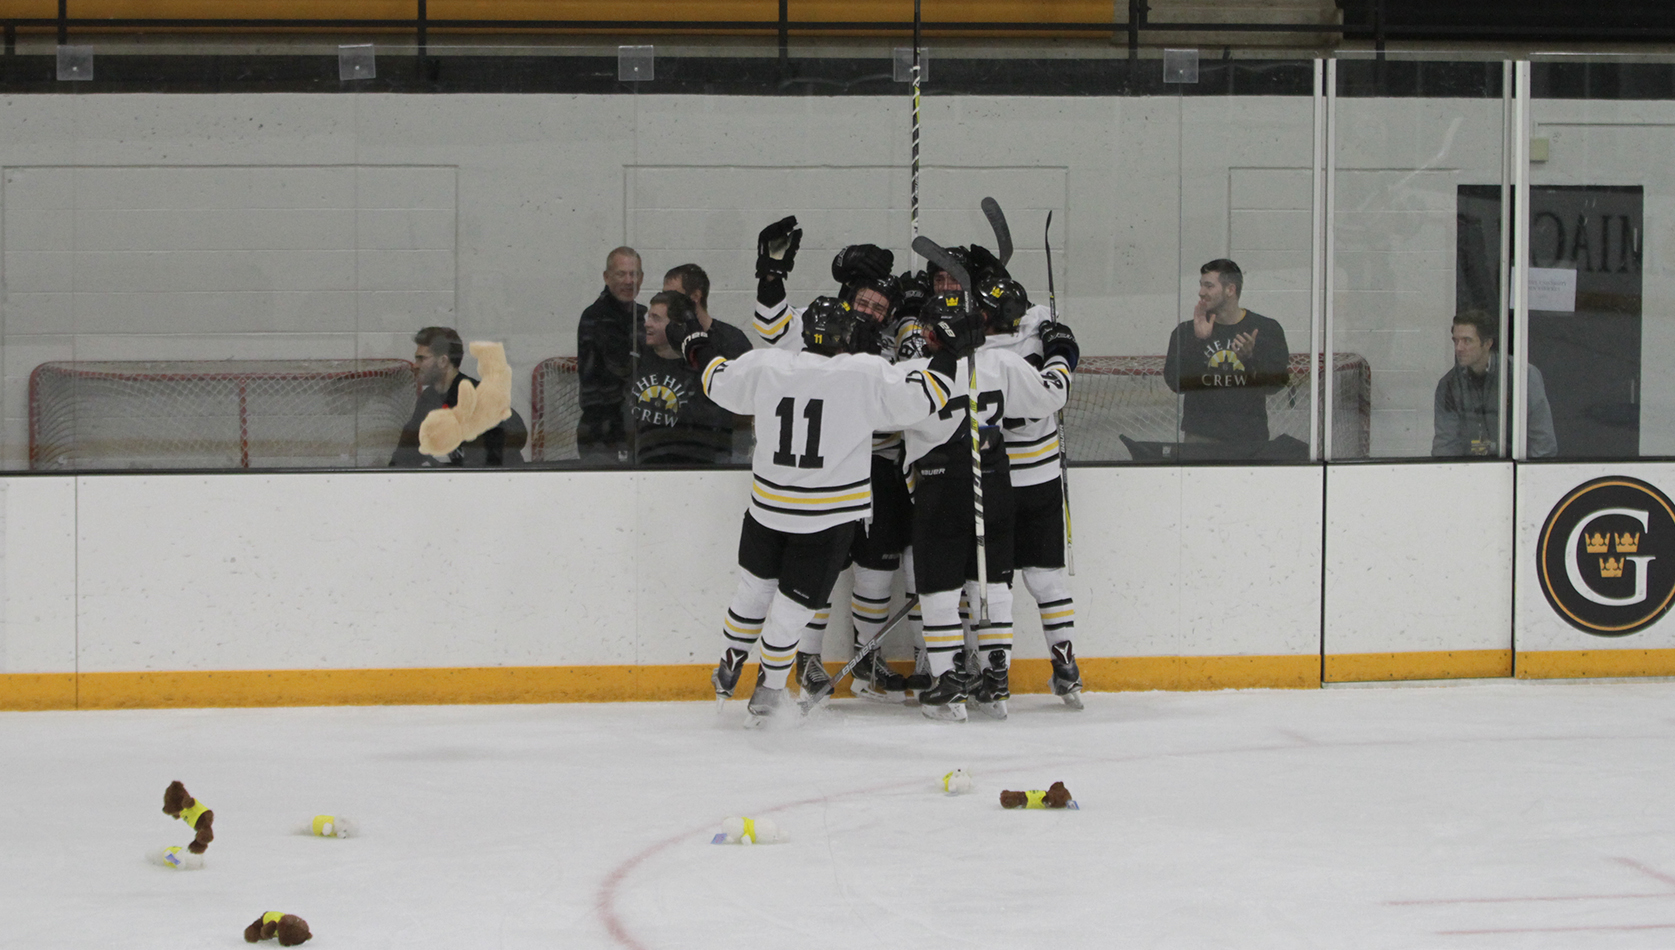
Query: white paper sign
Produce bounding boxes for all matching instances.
[1529,267,1577,312]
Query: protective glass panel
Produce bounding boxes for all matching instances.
[1331,53,1511,460]
[1154,55,1320,463]
[1527,55,1668,460]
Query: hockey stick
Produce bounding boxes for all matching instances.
[910,234,990,625]
[981,196,1013,268]
[909,0,922,260]
[800,594,920,710]
[1045,210,1075,575]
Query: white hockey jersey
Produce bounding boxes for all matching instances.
[981,304,1071,487]
[754,289,926,459]
[701,348,954,534]
[899,342,1071,475]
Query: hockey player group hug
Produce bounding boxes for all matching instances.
[663,215,1083,725]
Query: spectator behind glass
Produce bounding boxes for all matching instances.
[662,263,755,461]
[1163,259,1291,450]
[631,290,740,465]
[576,246,645,463]
[391,326,528,467]
[1432,309,1557,458]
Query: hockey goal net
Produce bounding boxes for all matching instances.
[30,360,419,470]
[530,353,1372,462]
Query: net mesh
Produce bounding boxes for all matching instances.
[530,353,1372,463]
[29,360,419,470]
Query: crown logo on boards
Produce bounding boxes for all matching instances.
[1601,557,1626,578]
[1616,532,1641,552]
[1585,532,1610,553]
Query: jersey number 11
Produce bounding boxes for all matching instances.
[772,397,826,469]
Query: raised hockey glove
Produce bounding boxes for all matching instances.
[1039,321,1080,371]
[967,243,1009,284]
[895,270,931,319]
[756,216,803,280]
[830,244,895,284]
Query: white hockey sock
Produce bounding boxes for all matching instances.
[964,581,1015,667]
[798,604,832,655]
[722,571,775,657]
[1022,566,1075,648]
[919,588,964,676]
[849,566,895,648]
[759,592,817,690]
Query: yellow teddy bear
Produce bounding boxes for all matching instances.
[418,341,513,457]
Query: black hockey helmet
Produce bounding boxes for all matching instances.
[925,246,974,291]
[920,291,983,357]
[802,295,869,356]
[975,276,1031,334]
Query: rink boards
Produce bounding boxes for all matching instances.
[3,462,1674,709]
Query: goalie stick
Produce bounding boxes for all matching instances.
[911,234,990,625]
[1045,210,1075,575]
[798,594,921,711]
[981,196,1014,268]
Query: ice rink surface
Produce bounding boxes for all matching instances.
[7,682,1675,949]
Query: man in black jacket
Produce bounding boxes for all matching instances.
[1164,259,1291,454]
[390,326,527,467]
[576,246,645,462]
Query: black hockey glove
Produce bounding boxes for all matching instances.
[925,307,984,359]
[830,244,895,284]
[756,216,803,281]
[1039,321,1080,371]
[677,328,716,370]
[664,313,715,369]
[895,270,931,319]
[967,243,1009,284]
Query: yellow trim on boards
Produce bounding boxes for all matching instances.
[1516,649,1675,679]
[1324,650,1513,683]
[0,673,77,711]
[4,654,1319,711]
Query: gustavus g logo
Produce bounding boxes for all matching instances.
[1538,476,1675,636]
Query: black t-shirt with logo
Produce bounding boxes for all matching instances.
[630,350,735,464]
[1162,310,1290,443]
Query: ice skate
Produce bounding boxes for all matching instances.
[917,669,969,723]
[903,647,933,693]
[971,652,1010,721]
[712,647,748,709]
[746,683,794,727]
[1050,641,1084,711]
[851,650,910,703]
[795,651,832,697]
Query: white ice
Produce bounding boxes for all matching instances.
[7,682,1675,949]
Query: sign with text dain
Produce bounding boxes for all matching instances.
[1538,476,1675,636]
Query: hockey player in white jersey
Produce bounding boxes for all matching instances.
[675,295,964,724]
[901,286,1078,721]
[751,215,931,702]
[977,277,1086,707]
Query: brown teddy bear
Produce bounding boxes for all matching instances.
[244,912,312,946]
[1000,781,1074,809]
[161,780,214,854]
[418,340,512,457]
